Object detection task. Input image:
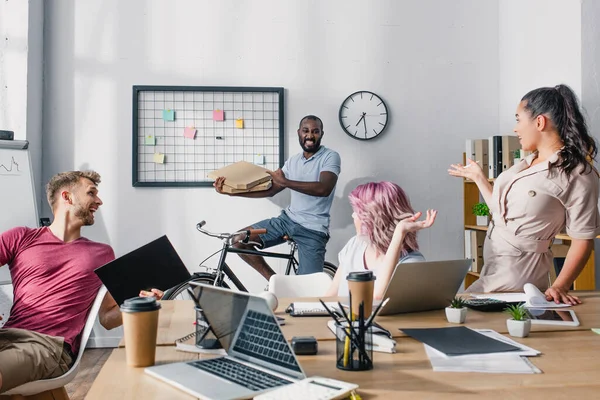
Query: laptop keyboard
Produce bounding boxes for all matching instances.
[232,310,301,372]
[189,358,291,391]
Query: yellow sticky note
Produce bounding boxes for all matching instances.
[153,153,165,164]
[235,119,244,129]
[144,135,156,145]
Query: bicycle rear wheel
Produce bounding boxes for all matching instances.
[162,272,229,300]
[323,261,337,280]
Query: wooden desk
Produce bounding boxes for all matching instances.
[90,330,600,400]
[129,293,600,346]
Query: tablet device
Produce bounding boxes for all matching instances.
[94,235,191,305]
[528,308,580,326]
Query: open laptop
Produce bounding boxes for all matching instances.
[94,235,191,305]
[377,259,472,316]
[145,283,306,400]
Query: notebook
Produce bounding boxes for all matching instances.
[145,283,306,400]
[285,302,339,317]
[94,235,191,305]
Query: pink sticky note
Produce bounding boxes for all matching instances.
[184,127,196,139]
[213,110,224,121]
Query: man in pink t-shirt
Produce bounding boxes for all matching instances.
[0,170,161,393]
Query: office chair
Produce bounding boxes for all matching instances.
[268,272,332,298]
[4,286,108,400]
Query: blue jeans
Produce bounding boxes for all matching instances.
[252,212,329,275]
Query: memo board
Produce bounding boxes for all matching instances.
[132,85,284,187]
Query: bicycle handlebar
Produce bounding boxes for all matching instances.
[196,221,266,242]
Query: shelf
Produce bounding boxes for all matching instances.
[467,271,480,277]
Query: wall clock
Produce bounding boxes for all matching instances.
[338,91,389,140]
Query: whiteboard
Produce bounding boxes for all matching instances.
[0,144,38,284]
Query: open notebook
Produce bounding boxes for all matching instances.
[473,283,571,308]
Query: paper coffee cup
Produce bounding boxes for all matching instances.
[120,297,161,367]
[346,271,376,318]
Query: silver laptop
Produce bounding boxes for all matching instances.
[145,283,306,400]
[377,259,471,316]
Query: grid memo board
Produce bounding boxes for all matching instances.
[132,85,284,187]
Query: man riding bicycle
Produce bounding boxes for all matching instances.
[213,115,341,280]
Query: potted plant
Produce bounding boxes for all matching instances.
[445,297,467,324]
[505,303,531,338]
[472,202,490,226]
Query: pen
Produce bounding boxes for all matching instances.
[365,297,390,329]
[463,160,480,168]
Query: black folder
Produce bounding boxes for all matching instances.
[400,326,520,356]
[94,235,191,305]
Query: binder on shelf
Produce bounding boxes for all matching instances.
[488,136,503,179]
[474,139,489,174]
[502,136,521,172]
[465,139,476,163]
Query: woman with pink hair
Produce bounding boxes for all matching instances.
[325,182,437,300]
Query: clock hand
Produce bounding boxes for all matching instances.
[363,117,368,138]
[355,114,365,126]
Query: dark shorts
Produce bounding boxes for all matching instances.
[252,212,329,275]
[0,328,73,394]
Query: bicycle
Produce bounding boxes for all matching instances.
[163,221,338,300]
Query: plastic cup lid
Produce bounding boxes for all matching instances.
[120,296,161,312]
[346,270,376,282]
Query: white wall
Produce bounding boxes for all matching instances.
[41,0,499,300]
[581,0,600,289]
[498,0,582,134]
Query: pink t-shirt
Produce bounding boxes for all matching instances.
[0,227,115,353]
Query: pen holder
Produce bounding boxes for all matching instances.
[335,322,373,371]
[195,307,222,350]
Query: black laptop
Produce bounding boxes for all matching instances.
[94,235,191,305]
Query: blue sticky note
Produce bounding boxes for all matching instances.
[163,109,175,121]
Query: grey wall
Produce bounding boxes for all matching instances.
[582,0,600,289]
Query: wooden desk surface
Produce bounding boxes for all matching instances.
[125,292,600,346]
[90,330,600,400]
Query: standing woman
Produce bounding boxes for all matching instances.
[449,84,600,304]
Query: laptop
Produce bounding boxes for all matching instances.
[94,235,191,305]
[377,259,472,316]
[145,283,306,400]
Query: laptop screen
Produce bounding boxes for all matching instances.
[192,283,304,376]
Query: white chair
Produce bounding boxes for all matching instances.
[4,286,108,400]
[0,284,13,328]
[268,272,332,298]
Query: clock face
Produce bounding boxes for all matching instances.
[339,91,389,140]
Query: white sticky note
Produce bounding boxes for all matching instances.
[253,154,265,165]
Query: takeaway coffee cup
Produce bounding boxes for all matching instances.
[346,271,376,318]
[120,296,161,367]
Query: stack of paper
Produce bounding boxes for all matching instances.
[208,161,272,194]
[473,283,571,308]
[402,327,542,374]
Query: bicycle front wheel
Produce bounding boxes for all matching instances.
[162,272,229,300]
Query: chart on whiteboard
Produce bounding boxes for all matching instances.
[0,155,21,175]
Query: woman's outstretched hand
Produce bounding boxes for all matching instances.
[395,209,438,235]
[448,158,486,182]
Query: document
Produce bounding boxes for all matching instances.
[473,283,571,308]
[424,329,542,374]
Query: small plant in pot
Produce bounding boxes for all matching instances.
[505,303,531,338]
[445,297,467,324]
[472,202,490,226]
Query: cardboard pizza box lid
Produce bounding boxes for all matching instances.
[207,161,271,189]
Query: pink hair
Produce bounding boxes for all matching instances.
[349,182,419,257]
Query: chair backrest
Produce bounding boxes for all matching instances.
[268,272,332,298]
[4,285,108,396]
[0,283,13,328]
